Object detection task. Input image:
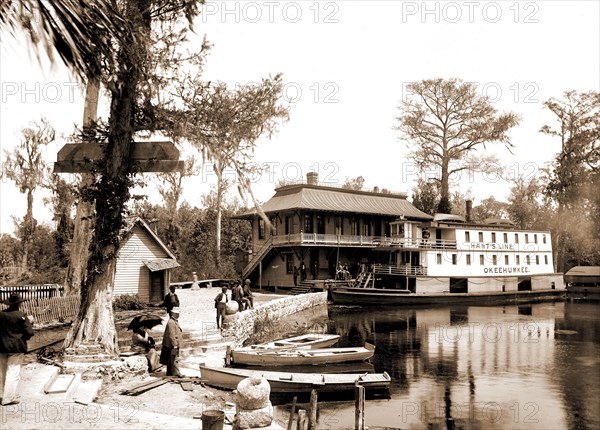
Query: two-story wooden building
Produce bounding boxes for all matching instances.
[237,173,432,288]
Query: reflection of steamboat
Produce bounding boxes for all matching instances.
[237,173,565,305]
[331,209,565,306]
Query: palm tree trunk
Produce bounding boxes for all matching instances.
[65,77,99,295]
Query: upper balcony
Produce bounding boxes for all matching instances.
[270,233,457,249]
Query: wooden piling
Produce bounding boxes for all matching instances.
[287,396,297,430]
[309,389,318,429]
[297,409,307,430]
[355,384,365,430]
[225,345,232,366]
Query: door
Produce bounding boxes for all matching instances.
[150,271,164,303]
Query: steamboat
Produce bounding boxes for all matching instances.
[330,209,565,306]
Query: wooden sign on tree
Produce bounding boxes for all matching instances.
[54,141,183,173]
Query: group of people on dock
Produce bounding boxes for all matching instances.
[214,279,254,329]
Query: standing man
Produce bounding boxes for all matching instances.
[293,266,299,287]
[159,308,182,377]
[242,279,254,310]
[214,286,228,329]
[0,293,34,406]
[161,285,180,313]
[231,281,245,312]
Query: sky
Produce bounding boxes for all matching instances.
[1,0,599,236]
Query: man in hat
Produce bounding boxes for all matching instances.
[242,279,254,310]
[231,281,244,313]
[0,293,34,406]
[214,286,228,329]
[161,285,180,313]
[159,308,182,377]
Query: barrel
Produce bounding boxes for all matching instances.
[201,409,224,430]
[225,301,239,314]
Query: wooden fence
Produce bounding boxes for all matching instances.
[0,285,80,326]
[0,284,64,301]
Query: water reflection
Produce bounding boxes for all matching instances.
[318,302,600,429]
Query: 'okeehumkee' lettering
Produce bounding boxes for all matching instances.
[483,267,530,274]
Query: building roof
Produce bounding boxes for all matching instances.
[565,266,600,277]
[122,217,178,262]
[240,184,433,220]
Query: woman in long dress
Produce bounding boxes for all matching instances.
[131,327,160,372]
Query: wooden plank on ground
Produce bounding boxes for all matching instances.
[179,381,194,391]
[72,379,103,405]
[45,374,76,394]
[121,378,169,396]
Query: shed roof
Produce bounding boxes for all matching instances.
[565,266,600,277]
[239,184,433,220]
[143,258,180,272]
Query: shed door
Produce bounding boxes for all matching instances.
[149,271,164,303]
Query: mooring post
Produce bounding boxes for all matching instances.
[287,396,297,430]
[308,388,318,429]
[225,344,232,366]
[297,409,307,430]
[355,383,365,430]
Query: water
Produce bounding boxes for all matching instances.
[298,301,600,430]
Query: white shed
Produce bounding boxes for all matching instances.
[113,218,179,303]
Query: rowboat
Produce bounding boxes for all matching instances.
[250,333,340,350]
[199,365,391,393]
[231,343,375,367]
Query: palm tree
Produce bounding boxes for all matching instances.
[2,0,203,357]
[1,0,125,80]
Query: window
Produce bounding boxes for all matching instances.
[491,232,496,242]
[285,216,293,235]
[543,234,546,244]
[258,219,266,239]
[544,255,548,265]
[479,255,484,265]
[527,255,531,265]
[362,222,370,237]
[536,255,540,265]
[525,234,529,243]
[516,255,520,265]
[465,231,471,242]
[478,232,484,242]
[350,218,359,236]
[286,255,294,274]
[374,220,382,237]
[503,233,508,243]
[534,234,538,244]
[304,214,313,234]
[492,255,497,266]
[452,254,457,265]
[466,254,471,265]
[335,217,343,236]
[436,253,442,264]
[505,255,509,265]
[515,233,519,244]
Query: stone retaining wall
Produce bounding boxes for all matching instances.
[222,292,328,346]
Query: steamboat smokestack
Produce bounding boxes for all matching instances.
[466,200,473,222]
